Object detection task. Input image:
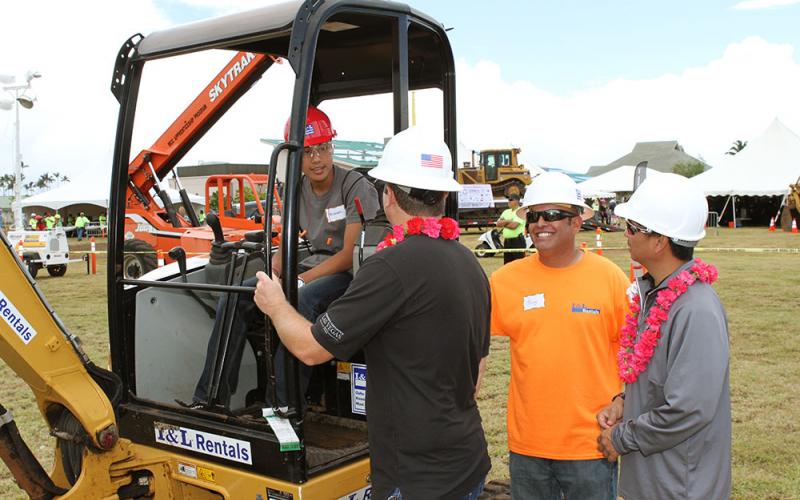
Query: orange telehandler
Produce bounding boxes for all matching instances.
[0,1,519,498]
[122,50,284,279]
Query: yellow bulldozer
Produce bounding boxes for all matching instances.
[457,147,533,198]
[0,1,511,498]
[783,176,800,231]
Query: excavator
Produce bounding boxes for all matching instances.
[122,50,284,279]
[1,1,516,498]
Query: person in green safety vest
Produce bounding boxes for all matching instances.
[496,193,527,264]
[99,213,107,227]
[75,212,90,241]
[45,212,56,229]
[29,213,38,230]
[54,214,62,227]
[198,209,206,224]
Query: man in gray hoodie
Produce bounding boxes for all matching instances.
[597,173,731,500]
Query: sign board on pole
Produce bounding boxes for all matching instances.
[458,184,495,209]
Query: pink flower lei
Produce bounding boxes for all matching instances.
[376,217,460,251]
[618,259,719,384]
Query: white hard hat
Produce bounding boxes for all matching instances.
[519,172,594,220]
[614,173,707,246]
[369,126,462,192]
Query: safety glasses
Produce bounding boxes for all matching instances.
[526,208,578,224]
[625,219,654,235]
[303,142,333,158]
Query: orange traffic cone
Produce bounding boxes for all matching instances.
[768,217,776,232]
[157,249,165,267]
[595,227,603,256]
[792,219,798,234]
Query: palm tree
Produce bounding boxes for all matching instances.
[726,140,747,156]
[0,174,12,195]
[35,172,55,191]
[23,181,36,195]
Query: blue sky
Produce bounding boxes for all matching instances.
[161,0,800,94]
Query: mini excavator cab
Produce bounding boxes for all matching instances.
[102,0,458,497]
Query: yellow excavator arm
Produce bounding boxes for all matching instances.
[0,230,118,496]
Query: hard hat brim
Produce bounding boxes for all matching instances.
[369,165,463,192]
[614,201,706,244]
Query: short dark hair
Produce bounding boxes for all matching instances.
[668,239,694,261]
[388,183,446,217]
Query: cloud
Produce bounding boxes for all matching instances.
[732,0,800,10]
[0,0,171,186]
[452,36,800,172]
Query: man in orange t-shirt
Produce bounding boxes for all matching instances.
[490,172,629,499]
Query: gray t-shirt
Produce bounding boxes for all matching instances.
[298,165,379,270]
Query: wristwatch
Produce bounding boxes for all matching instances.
[612,392,625,403]
[297,277,305,288]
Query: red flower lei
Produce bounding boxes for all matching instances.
[618,259,719,384]
[376,217,460,251]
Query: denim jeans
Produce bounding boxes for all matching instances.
[76,227,85,240]
[509,452,617,500]
[193,272,352,407]
[387,478,485,500]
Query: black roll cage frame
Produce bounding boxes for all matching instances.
[107,0,457,447]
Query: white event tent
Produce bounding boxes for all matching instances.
[690,118,800,225]
[20,177,110,210]
[20,171,203,212]
[577,165,667,198]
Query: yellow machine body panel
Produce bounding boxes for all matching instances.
[0,234,115,448]
[59,439,370,499]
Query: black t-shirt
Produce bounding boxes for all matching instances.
[311,235,492,499]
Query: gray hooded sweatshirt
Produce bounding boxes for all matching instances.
[612,259,731,500]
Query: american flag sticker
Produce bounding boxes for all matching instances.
[305,124,315,136]
[420,153,444,168]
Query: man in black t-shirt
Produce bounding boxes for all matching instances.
[254,127,491,499]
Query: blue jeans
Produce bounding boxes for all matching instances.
[76,227,85,240]
[509,452,617,500]
[388,478,485,500]
[193,272,352,407]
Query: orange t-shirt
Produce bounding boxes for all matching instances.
[490,251,629,460]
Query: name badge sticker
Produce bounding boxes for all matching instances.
[326,204,347,223]
[523,293,545,311]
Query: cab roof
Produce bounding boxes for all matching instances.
[135,0,451,102]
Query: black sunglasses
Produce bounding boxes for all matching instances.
[625,219,654,235]
[526,209,579,224]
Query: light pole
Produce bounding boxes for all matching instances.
[1,71,41,230]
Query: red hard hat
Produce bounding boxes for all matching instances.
[284,106,336,147]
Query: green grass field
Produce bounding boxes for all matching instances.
[1,228,799,499]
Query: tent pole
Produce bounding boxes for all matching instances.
[719,195,732,223]
[732,195,737,228]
